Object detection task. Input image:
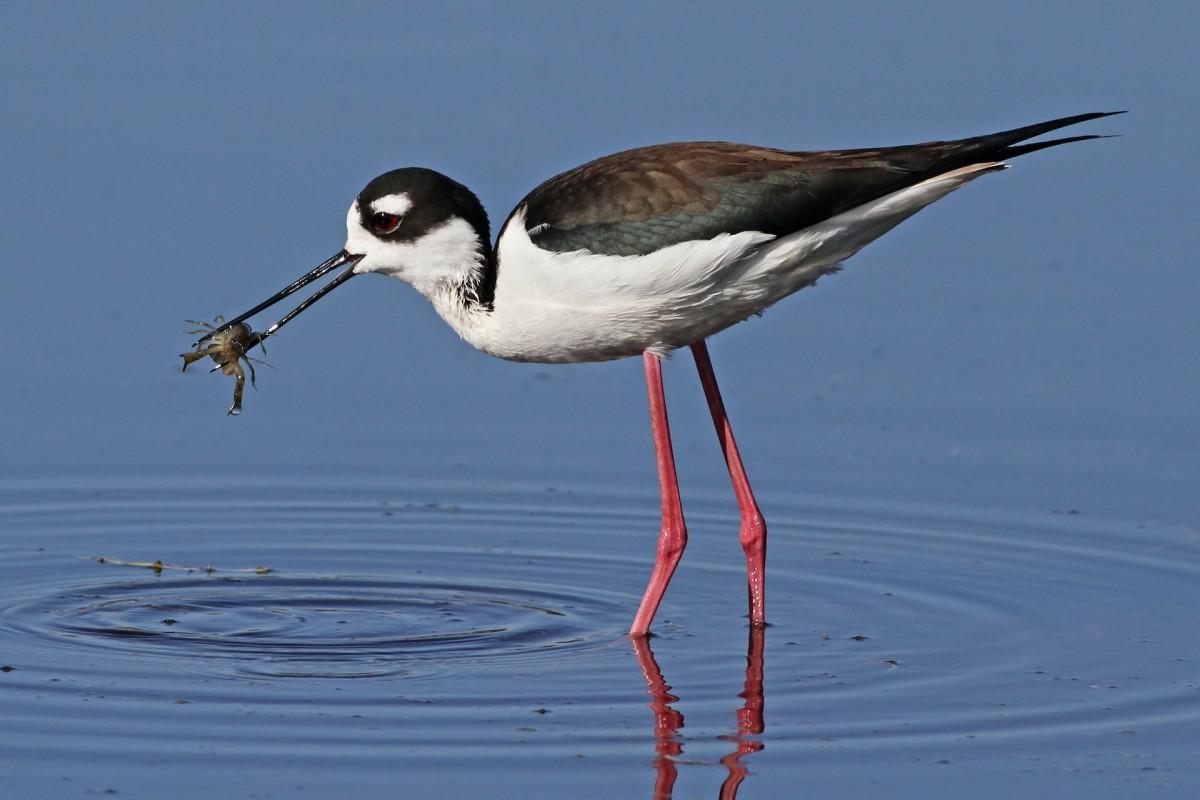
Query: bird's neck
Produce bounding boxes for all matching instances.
[423,257,492,326]
[397,227,497,349]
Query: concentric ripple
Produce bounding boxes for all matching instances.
[0,481,1198,796]
[8,573,623,679]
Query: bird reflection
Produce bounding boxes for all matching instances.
[632,626,766,798]
[718,625,766,799]
[633,637,683,797]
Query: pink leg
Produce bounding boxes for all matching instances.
[690,340,767,627]
[630,352,688,637]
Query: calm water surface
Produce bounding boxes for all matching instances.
[1,480,1196,798]
[3,4,1198,798]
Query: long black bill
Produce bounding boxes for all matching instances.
[193,250,365,350]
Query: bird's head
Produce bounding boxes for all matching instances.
[191,168,492,352]
[346,168,492,293]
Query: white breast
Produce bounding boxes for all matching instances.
[459,162,1004,364]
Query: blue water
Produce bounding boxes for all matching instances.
[3,481,1198,798]
[2,3,1198,798]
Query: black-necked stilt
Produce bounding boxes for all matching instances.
[194,111,1121,636]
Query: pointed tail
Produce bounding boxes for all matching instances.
[964,110,1126,162]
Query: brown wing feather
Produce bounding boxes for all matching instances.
[507,112,1121,256]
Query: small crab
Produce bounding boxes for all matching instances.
[181,317,271,415]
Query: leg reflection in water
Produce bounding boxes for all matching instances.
[718,625,766,799]
[632,636,684,798]
[632,626,766,799]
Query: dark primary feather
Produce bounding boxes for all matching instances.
[510,111,1123,257]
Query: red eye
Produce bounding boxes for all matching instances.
[370,211,401,235]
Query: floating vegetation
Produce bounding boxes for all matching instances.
[93,556,272,575]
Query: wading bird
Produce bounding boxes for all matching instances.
[193,111,1120,636]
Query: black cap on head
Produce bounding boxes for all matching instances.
[356,168,492,250]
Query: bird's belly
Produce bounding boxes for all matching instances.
[482,294,763,363]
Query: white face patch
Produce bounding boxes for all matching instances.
[370,192,413,217]
[345,199,484,298]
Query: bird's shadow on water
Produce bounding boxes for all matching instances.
[633,627,766,799]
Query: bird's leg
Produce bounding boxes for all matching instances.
[690,340,767,627]
[630,352,688,637]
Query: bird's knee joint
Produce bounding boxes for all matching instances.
[658,525,687,559]
[739,515,766,547]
